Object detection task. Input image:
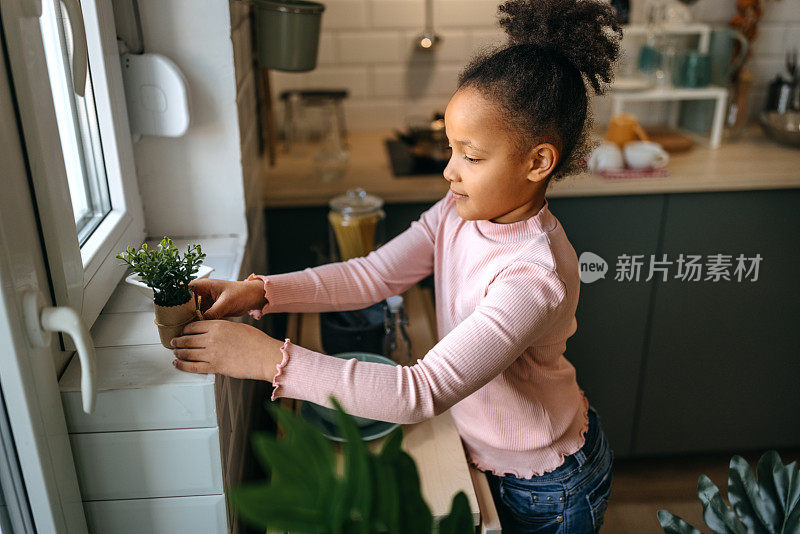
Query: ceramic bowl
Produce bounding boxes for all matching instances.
[124,265,215,299]
[306,352,397,427]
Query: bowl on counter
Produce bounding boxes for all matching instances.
[760,111,800,148]
[306,352,397,427]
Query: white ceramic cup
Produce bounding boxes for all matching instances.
[623,141,669,169]
[588,143,624,173]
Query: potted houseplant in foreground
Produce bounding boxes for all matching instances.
[117,237,207,349]
[230,396,474,533]
[658,450,800,533]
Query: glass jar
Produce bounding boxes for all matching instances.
[328,188,385,262]
[313,100,349,182]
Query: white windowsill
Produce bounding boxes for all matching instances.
[61,235,246,394]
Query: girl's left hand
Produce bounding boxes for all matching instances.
[170,320,285,381]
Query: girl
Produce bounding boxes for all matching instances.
[172,0,622,531]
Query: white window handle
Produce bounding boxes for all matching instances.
[57,0,89,97]
[23,291,96,413]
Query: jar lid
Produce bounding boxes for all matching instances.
[254,0,325,15]
[329,188,384,215]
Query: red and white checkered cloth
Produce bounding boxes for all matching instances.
[581,154,670,179]
[596,167,670,179]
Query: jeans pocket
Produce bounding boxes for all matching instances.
[584,452,614,531]
[500,482,566,533]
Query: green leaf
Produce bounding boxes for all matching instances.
[728,454,773,534]
[380,426,403,458]
[395,450,432,533]
[697,474,746,534]
[229,482,327,533]
[783,460,800,533]
[785,493,800,534]
[268,404,336,490]
[756,451,783,531]
[250,433,321,495]
[331,396,372,534]
[657,510,704,534]
[437,491,473,534]
[768,451,794,519]
[370,454,400,533]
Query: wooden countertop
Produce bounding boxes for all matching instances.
[282,285,482,527]
[259,126,800,208]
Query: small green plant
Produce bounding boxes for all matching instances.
[230,397,474,534]
[658,450,800,534]
[116,237,205,307]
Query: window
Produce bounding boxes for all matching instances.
[40,0,112,245]
[4,0,145,328]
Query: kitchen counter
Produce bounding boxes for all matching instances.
[259,125,800,208]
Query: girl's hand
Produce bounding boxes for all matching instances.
[170,320,285,381]
[188,278,267,320]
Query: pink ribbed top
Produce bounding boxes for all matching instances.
[247,190,589,477]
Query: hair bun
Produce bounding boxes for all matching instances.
[498,0,623,94]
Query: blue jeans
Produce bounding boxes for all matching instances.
[485,406,615,533]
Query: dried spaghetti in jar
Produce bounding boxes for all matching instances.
[328,188,385,261]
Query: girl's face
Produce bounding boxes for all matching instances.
[443,86,556,223]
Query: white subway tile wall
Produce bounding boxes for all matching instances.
[686,0,800,119]
[261,0,800,132]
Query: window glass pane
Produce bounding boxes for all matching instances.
[40,0,111,246]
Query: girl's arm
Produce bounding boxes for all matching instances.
[246,196,446,319]
[269,262,570,424]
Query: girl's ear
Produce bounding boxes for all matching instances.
[525,143,559,183]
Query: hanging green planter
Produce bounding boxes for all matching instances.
[254,0,325,72]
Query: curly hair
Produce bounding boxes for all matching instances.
[456,0,623,182]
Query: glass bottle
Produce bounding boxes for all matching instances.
[383,295,412,365]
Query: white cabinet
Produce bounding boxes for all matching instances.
[84,495,228,534]
[59,236,261,533]
[70,428,224,500]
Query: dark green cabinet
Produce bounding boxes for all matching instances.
[633,190,800,455]
[264,188,800,458]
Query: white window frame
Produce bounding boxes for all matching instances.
[5,0,145,329]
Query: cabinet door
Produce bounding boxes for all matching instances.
[549,194,666,457]
[84,495,227,533]
[634,190,800,454]
[70,428,224,500]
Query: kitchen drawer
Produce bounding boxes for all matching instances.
[71,428,223,500]
[84,494,227,533]
[60,345,217,432]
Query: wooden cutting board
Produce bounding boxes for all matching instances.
[643,126,695,153]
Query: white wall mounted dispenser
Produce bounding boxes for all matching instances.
[121,53,190,137]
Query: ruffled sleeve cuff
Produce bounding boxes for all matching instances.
[270,337,292,401]
[245,273,270,320]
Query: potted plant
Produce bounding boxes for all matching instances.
[658,450,800,533]
[116,237,206,349]
[230,396,474,533]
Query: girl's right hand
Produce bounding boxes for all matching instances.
[188,278,267,320]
